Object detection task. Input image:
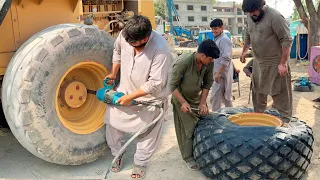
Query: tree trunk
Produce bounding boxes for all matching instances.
[309,18,320,47]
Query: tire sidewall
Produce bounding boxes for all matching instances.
[2,24,114,165]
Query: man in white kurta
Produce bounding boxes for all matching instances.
[209,19,234,111]
[104,15,173,178]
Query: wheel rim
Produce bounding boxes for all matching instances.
[228,113,283,127]
[56,62,107,134]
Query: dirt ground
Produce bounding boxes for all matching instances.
[0,58,319,179]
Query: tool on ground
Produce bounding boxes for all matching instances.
[86,79,164,179]
[299,76,313,90]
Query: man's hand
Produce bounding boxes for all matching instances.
[116,95,134,106]
[198,104,209,115]
[181,102,191,113]
[278,64,288,77]
[215,73,222,83]
[235,68,240,74]
[105,73,116,85]
[240,53,246,63]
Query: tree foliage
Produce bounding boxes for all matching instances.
[154,0,166,19]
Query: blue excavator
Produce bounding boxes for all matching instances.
[166,0,199,47]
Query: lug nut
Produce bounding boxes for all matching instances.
[70,95,73,100]
[76,85,80,90]
[79,96,83,100]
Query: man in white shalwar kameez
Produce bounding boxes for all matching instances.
[104,15,173,179]
[209,19,234,111]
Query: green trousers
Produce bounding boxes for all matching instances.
[172,98,199,162]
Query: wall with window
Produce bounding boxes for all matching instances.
[172,0,213,27]
[171,0,247,35]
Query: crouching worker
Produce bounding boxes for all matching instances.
[104,15,173,179]
[170,39,220,170]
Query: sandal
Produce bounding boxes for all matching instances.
[185,160,200,171]
[111,153,125,173]
[131,164,146,179]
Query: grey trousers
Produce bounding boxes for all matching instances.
[252,86,293,123]
[210,77,233,111]
[105,121,163,166]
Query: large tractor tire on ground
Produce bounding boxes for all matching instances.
[193,107,314,179]
[2,24,115,165]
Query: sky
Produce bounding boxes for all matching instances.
[220,0,295,18]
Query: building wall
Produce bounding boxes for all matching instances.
[172,0,213,28]
[172,0,247,35]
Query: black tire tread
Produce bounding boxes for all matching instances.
[193,107,314,179]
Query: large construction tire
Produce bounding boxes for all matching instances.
[193,107,314,179]
[2,24,115,165]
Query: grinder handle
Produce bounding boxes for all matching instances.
[113,92,136,106]
[104,78,115,89]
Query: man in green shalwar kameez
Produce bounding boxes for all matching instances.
[170,40,220,170]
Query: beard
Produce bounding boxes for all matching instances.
[132,42,147,48]
[251,10,265,22]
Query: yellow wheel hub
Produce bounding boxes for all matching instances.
[56,62,108,134]
[228,113,283,127]
[61,81,88,108]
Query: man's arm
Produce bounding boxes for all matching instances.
[170,57,188,104]
[202,63,214,92]
[216,38,232,82]
[170,58,191,113]
[105,33,122,82]
[199,89,209,105]
[117,52,173,105]
[198,63,214,115]
[110,32,122,76]
[140,52,173,95]
[271,14,293,65]
[131,53,173,99]
[241,22,251,63]
[280,46,291,65]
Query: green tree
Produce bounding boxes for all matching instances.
[292,0,320,47]
[154,0,166,20]
[292,7,300,21]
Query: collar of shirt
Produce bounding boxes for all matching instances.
[214,32,225,41]
[192,52,207,74]
[144,31,155,48]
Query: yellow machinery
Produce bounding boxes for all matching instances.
[0,0,155,165]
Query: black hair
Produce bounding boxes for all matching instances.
[122,15,152,43]
[198,39,220,59]
[242,0,265,13]
[210,19,223,28]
